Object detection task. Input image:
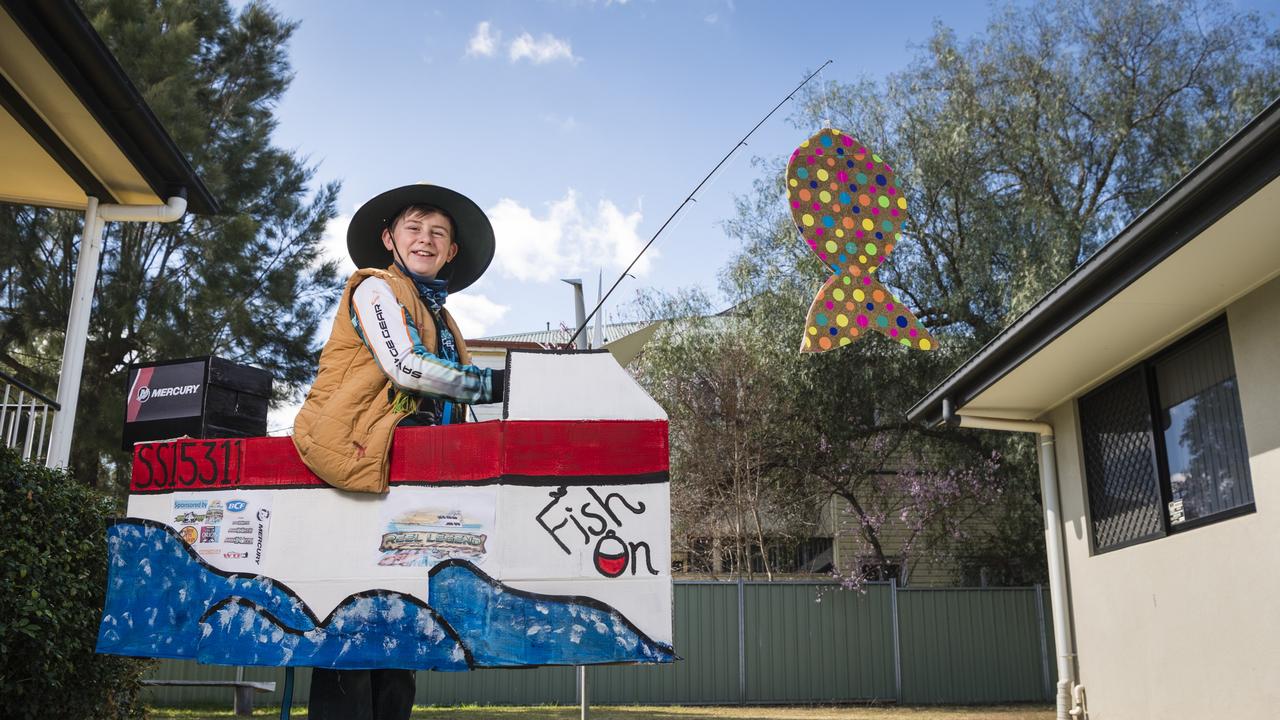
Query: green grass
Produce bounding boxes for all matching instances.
[146,704,1055,720]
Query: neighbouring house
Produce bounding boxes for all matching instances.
[908,98,1280,719]
[673,490,1005,586]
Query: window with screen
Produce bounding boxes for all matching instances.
[1078,319,1254,554]
[1154,324,1254,526]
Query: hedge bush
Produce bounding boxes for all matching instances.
[0,448,151,719]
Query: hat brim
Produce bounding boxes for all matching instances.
[347,184,495,292]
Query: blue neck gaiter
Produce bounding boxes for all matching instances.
[394,260,449,312]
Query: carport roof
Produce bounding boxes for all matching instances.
[908,96,1280,427]
[0,0,218,214]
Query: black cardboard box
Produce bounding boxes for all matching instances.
[122,356,272,450]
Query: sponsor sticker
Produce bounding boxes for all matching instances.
[169,492,273,573]
[376,490,495,568]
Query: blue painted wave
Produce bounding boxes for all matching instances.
[430,560,675,666]
[97,519,674,669]
[97,521,313,660]
[196,595,469,670]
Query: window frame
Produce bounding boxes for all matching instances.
[1080,316,1255,555]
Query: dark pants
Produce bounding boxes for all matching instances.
[307,668,415,720]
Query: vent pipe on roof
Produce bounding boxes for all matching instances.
[561,278,586,350]
[593,269,605,349]
[46,194,189,470]
[947,410,1077,720]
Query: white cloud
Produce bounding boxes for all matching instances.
[487,189,651,283]
[446,292,510,338]
[319,212,356,278]
[540,113,579,132]
[267,398,301,436]
[466,21,499,57]
[468,23,580,65]
[509,32,579,64]
[704,13,718,24]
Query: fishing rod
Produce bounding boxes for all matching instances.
[566,59,834,348]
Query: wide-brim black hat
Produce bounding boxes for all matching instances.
[347,184,495,292]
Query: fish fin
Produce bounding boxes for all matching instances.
[800,275,937,353]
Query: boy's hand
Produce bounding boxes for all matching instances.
[490,368,506,403]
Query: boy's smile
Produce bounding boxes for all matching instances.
[382,209,458,279]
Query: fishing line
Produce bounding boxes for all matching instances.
[566,60,833,348]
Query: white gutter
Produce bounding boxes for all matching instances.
[942,399,1080,720]
[46,194,188,469]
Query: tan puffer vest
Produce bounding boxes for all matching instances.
[292,266,473,493]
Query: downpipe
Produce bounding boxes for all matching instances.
[47,195,188,469]
[942,399,1082,720]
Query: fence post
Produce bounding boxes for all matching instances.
[577,665,589,720]
[1034,584,1052,701]
[737,576,746,704]
[889,579,902,703]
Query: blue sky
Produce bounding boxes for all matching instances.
[262,0,1276,340]
[264,0,999,338]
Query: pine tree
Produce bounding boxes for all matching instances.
[0,0,342,491]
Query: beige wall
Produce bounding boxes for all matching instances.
[1047,275,1280,720]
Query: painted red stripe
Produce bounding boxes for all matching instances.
[502,420,669,478]
[388,422,504,483]
[125,366,154,423]
[131,420,667,491]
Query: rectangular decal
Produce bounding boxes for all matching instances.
[170,491,272,573]
[375,486,496,568]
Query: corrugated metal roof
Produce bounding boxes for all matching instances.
[475,321,654,347]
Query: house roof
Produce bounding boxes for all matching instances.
[0,0,217,214]
[474,321,655,347]
[908,97,1280,427]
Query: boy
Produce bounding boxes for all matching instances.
[292,184,504,719]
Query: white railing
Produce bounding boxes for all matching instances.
[0,370,59,464]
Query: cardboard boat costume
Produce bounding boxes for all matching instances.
[97,185,675,670]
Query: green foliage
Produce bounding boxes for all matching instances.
[634,290,827,579]
[772,0,1278,343]
[0,0,343,493]
[643,0,1279,585]
[0,448,152,719]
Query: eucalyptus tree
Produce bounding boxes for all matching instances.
[646,0,1277,584]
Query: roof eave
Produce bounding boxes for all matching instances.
[907,96,1280,427]
[2,0,219,215]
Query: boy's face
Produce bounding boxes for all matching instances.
[382,210,458,279]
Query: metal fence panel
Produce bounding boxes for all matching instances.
[419,666,576,705]
[897,588,1050,704]
[742,582,896,703]
[143,582,1053,707]
[589,582,739,704]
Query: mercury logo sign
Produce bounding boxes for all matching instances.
[137,383,201,403]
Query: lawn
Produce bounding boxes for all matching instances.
[147,704,1055,719]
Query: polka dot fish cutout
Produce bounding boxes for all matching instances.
[787,128,938,353]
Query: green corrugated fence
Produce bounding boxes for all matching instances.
[142,581,1055,707]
